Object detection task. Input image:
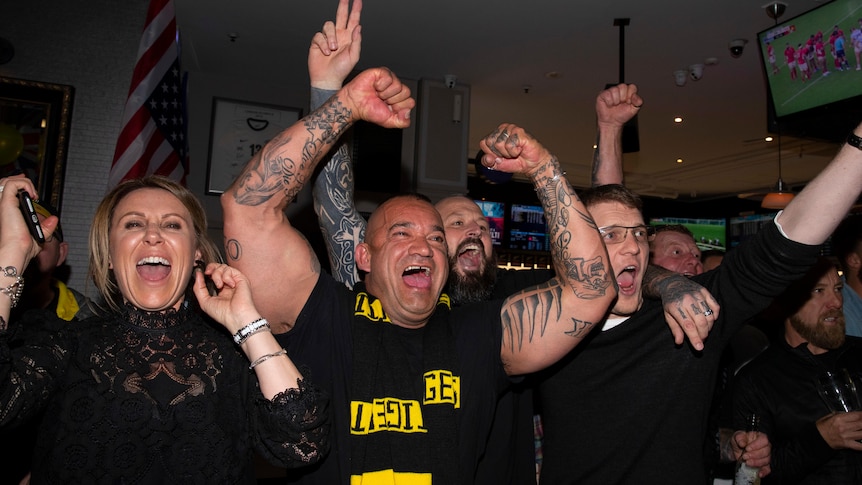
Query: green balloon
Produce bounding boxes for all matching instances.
[0,124,24,166]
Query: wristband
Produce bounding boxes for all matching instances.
[233,317,269,345]
[847,132,862,151]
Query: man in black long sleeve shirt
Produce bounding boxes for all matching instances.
[733,257,862,484]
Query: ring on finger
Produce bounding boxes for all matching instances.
[703,309,714,317]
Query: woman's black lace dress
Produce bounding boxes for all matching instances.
[0,302,329,484]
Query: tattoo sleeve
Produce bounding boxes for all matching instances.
[310,88,366,287]
[534,158,613,300]
[231,94,353,209]
[312,143,365,288]
[501,279,595,354]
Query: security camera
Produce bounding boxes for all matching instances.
[764,1,787,20]
[729,39,748,59]
[689,64,704,81]
[444,74,457,89]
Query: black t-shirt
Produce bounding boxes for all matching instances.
[281,274,508,484]
[472,268,552,485]
[537,223,821,484]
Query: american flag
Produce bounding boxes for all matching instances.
[109,0,188,188]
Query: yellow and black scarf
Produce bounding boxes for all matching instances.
[349,284,460,484]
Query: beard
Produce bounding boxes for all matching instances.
[447,238,498,305]
[789,310,846,350]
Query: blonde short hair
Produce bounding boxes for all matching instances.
[88,176,222,312]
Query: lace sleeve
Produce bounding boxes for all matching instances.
[253,375,331,468]
[0,310,68,427]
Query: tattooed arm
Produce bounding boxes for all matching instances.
[312,139,365,287]
[642,264,720,350]
[478,124,617,376]
[309,0,366,287]
[221,67,414,331]
[591,83,642,187]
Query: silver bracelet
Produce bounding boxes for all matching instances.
[535,171,567,192]
[249,348,288,369]
[0,266,24,308]
[233,317,270,345]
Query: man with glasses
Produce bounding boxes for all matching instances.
[598,224,655,245]
[534,173,862,482]
[304,2,717,482]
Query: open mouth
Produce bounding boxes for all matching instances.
[137,256,171,281]
[403,265,432,288]
[617,265,637,293]
[822,312,844,325]
[456,240,484,271]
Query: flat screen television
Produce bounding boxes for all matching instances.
[758,0,862,140]
[728,213,778,248]
[508,203,550,252]
[649,217,727,251]
[473,199,505,247]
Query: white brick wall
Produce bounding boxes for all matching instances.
[1,0,148,295]
[0,0,363,297]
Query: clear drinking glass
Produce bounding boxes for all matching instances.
[817,369,862,413]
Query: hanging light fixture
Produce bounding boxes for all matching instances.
[761,132,795,209]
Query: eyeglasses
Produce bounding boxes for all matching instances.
[598,224,654,245]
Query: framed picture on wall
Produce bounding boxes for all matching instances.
[0,77,74,212]
[205,97,301,194]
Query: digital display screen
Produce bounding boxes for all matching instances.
[650,217,727,251]
[508,204,550,252]
[473,199,505,247]
[758,0,862,117]
[728,213,778,248]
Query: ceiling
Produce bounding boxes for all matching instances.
[175,0,845,201]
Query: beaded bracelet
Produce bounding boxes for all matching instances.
[249,349,288,369]
[233,317,270,345]
[0,266,24,308]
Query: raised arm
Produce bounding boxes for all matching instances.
[591,83,642,187]
[776,124,862,244]
[221,67,414,331]
[309,0,365,287]
[0,175,59,332]
[479,124,616,375]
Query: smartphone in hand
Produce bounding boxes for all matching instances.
[18,189,45,243]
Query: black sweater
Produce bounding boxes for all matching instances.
[733,336,862,484]
[538,222,820,484]
[0,302,329,484]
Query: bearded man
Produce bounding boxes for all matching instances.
[732,257,862,483]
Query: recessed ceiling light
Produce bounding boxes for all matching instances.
[765,136,774,142]
[676,158,683,164]
[545,71,561,79]
[674,117,683,123]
